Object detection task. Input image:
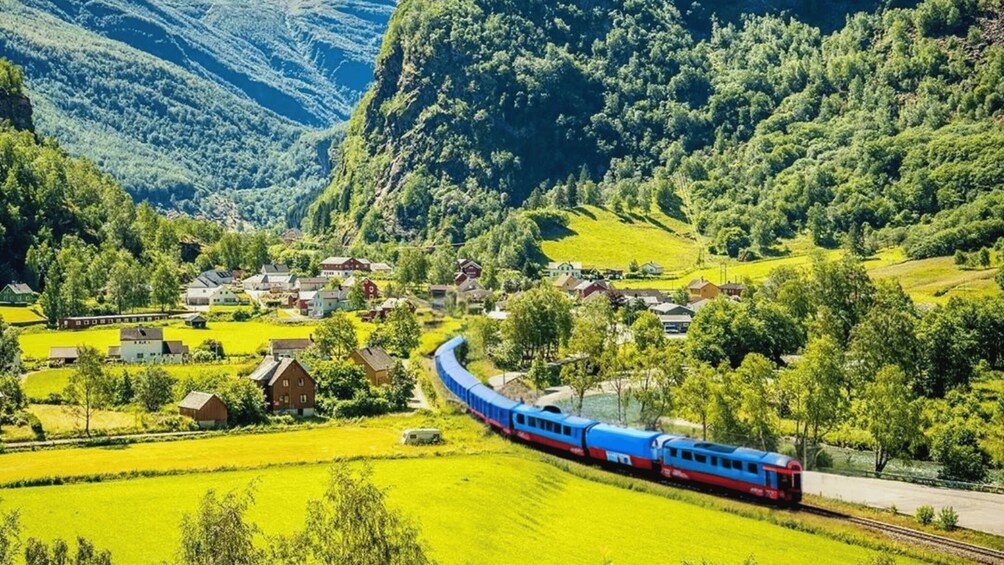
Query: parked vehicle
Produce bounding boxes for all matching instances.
[402,428,442,445]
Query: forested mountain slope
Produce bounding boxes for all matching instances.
[0,0,394,225]
[307,0,1004,265]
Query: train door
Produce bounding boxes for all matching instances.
[765,470,776,490]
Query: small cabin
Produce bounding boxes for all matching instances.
[178,391,228,428]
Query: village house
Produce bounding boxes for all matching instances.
[553,273,580,293]
[247,357,316,416]
[362,297,415,322]
[187,270,233,289]
[574,279,614,300]
[457,258,482,280]
[320,257,371,278]
[350,346,395,386]
[184,285,239,307]
[343,276,380,300]
[457,278,490,312]
[181,312,207,329]
[640,261,664,276]
[369,262,393,275]
[242,272,297,293]
[0,283,36,305]
[649,302,694,317]
[719,281,746,297]
[688,277,721,301]
[302,288,349,318]
[659,314,693,334]
[261,264,290,275]
[603,269,624,280]
[48,346,79,366]
[109,326,188,363]
[428,284,452,307]
[270,338,313,358]
[546,261,582,278]
[178,391,228,428]
[58,313,169,330]
[294,277,329,292]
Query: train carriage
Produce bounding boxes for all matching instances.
[435,337,480,404]
[512,405,596,456]
[585,424,675,470]
[468,383,519,435]
[660,438,802,503]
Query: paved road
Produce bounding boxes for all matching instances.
[804,471,1004,535]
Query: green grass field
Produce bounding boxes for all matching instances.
[0,404,154,442]
[0,305,45,324]
[540,206,699,274]
[0,455,917,564]
[868,255,999,304]
[21,362,257,401]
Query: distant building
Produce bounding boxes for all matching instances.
[719,281,746,297]
[261,264,290,275]
[457,258,483,280]
[320,257,371,278]
[247,357,316,416]
[649,303,694,317]
[640,262,664,276]
[112,326,188,363]
[362,298,416,322]
[305,288,349,318]
[294,277,329,292]
[58,313,169,330]
[178,392,228,428]
[0,283,36,305]
[369,262,393,275]
[270,338,313,358]
[687,277,721,301]
[350,346,395,386]
[344,277,379,300]
[187,270,233,289]
[573,279,613,300]
[553,273,580,293]
[659,314,693,334]
[184,286,239,307]
[48,346,79,366]
[181,313,207,329]
[243,273,297,293]
[546,261,582,278]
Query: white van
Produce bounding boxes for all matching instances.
[402,428,442,445]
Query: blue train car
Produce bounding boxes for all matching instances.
[512,405,597,456]
[468,383,520,435]
[659,438,802,502]
[585,424,674,470]
[435,337,480,404]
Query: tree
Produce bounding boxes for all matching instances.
[347,283,368,311]
[734,353,779,451]
[39,264,66,326]
[996,265,1004,291]
[219,378,267,427]
[862,365,923,473]
[150,261,180,312]
[64,345,111,436]
[133,367,177,411]
[178,487,263,565]
[314,312,358,359]
[312,359,369,408]
[25,537,112,565]
[502,285,572,362]
[810,256,874,344]
[560,361,601,416]
[712,226,750,258]
[427,247,455,285]
[217,233,244,271]
[382,304,421,357]
[244,233,270,272]
[932,424,991,483]
[297,465,430,565]
[395,249,428,289]
[0,374,26,433]
[526,354,553,390]
[780,336,847,469]
[385,361,417,411]
[107,254,148,313]
[633,343,685,431]
[0,316,21,375]
[0,507,20,565]
[631,311,665,352]
[843,223,867,257]
[846,280,920,394]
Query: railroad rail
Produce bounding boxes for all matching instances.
[799,505,1004,564]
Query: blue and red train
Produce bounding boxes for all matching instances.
[435,336,803,504]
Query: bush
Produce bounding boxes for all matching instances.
[160,414,199,432]
[27,413,44,440]
[270,414,295,426]
[814,449,834,469]
[334,391,390,418]
[937,506,959,531]
[915,505,935,525]
[232,308,251,322]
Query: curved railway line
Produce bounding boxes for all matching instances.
[798,505,1004,564]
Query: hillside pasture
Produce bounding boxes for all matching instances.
[1,455,917,565]
[0,305,45,325]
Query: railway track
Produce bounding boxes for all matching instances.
[799,505,1004,564]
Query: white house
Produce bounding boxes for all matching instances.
[640,261,664,276]
[294,277,329,292]
[185,286,239,306]
[243,273,296,293]
[187,270,233,289]
[308,288,349,318]
[111,327,188,363]
[546,261,582,278]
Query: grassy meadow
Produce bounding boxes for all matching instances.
[0,305,45,324]
[21,362,257,401]
[1,454,923,565]
[0,404,149,442]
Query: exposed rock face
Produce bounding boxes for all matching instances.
[0,93,33,132]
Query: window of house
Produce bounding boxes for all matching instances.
[300,394,307,404]
[283,379,289,387]
[298,378,304,386]
[282,395,289,403]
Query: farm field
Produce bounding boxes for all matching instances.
[0,404,147,442]
[540,206,699,274]
[16,319,376,361]
[1,454,919,564]
[0,414,514,484]
[21,362,257,401]
[0,305,45,324]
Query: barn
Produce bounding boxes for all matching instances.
[178,391,228,428]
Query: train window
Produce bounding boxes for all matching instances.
[529,417,537,427]
[720,458,730,468]
[747,463,758,474]
[794,474,801,490]
[669,448,677,457]
[694,454,707,464]
[732,460,742,470]
[563,425,571,436]
[681,451,693,461]
[516,414,525,425]
[710,456,717,466]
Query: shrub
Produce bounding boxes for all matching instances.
[27,413,44,440]
[814,449,834,469]
[334,391,390,418]
[270,414,295,426]
[937,506,959,531]
[915,505,935,525]
[232,308,251,322]
[160,414,198,432]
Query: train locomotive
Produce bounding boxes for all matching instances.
[435,336,802,504]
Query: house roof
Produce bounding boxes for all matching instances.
[650,302,692,315]
[658,314,693,323]
[688,278,717,290]
[248,357,305,386]
[163,341,188,355]
[553,273,579,290]
[296,277,329,285]
[689,298,712,311]
[369,262,391,272]
[4,283,35,294]
[321,257,370,267]
[270,338,313,351]
[179,391,221,410]
[262,264,289,274]
[121,326,163,341]
[49,346,78,359]
[182,313,206,322]
[298,290,318,302]
[457,258,482,269]
[547,261,582,269]
[314,288,348,301]
[353,347,394,372]
[642,261,662,268]
[720,282,745,291]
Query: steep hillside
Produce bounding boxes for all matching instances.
[306,0,1004,265]
[0,0,393,225]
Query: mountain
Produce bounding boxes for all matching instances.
[305,0,1004,268]
[0,0,395,226]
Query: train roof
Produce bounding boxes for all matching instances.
[586,424,671,454]
[663,437,795,468]
[435,337,480,392]
[513,404,597,428]
[468,383,520,409]
[435,336,465,357]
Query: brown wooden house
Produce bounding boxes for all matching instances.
[247,357,316,416]
[178,391,228,428]
[687,277,721,301]
[350,346,394,386]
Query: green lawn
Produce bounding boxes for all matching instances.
[22,362,257,402]
[17,319,378,361]
[1,404,154,442]
[540,206,699,274]
[0,414,514,484]
[0,305,45,324]
[0,455,916,564]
